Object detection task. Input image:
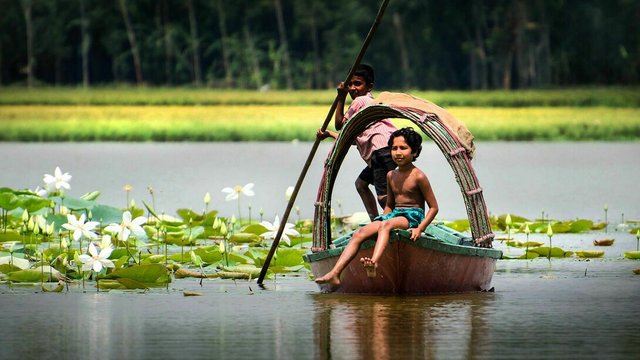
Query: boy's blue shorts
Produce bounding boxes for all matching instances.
[374,207,425,228]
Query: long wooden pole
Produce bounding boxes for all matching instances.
[257,0,391,285]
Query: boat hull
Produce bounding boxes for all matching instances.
[304,225,502,295]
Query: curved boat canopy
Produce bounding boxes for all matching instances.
[312,92,494,252]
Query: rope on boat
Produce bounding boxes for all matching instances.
[313,102,495,251]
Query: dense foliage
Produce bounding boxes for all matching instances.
[1,0,638,89]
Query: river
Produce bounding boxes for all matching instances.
[1,142,639,359]
[1,142,638,222]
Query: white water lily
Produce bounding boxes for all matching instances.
[260,216,299,245]
[285,186,294,201]
[78,242,114,272]
[99,234,113,250]
[104,210,147,241]
[221,183,255,202]
[33,186,48,197]
[43,166,72,191]
[61,213,99,241]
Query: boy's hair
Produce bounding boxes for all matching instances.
[354,64,375,85]
[388,127,423,161]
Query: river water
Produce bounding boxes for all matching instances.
[1,142,639,359]
[1,142,638,222]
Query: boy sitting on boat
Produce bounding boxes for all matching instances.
[315,127,439,287]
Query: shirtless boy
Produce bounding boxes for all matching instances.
[315,127,439,287]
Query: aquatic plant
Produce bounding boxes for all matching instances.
[62,213,99,242]
[43,166,72,192]
[260,216,300,246]
[78,241,115,273]
[222,183,255,222]
[575,250,605,258]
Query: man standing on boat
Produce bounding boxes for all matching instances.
[317,64,397,221]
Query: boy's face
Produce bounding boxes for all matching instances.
[390,136,415,166]
[347,75,372,100]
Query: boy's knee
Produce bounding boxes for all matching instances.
[380,221,393,231]
[355,178,369,192]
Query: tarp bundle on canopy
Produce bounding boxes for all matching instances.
[376,92,476,159]
[312,93,494,252]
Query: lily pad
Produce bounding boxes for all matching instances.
[90,204,124,225]
[8,267,59,282]
[519,252,541,259]
[273,248,306,267]
[624,251,640,260]
[529,247,574,258]
[575,250,605,258]
[241,223,269,236]
[51,196,95,211]
[18,194,52,213]
[106,263,171,285]
[0,191,20,211]
[220,265,261,277]
[569,219,594,233]
[229,232,261,244]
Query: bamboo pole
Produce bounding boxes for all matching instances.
[257,0,391,285]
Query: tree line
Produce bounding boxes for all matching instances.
[1,0,638,90]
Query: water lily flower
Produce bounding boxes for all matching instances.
[204,192,211,205]
[99,235,113,250]
[78,242,115,272]
[285,186,294,201]
[222,183,255,201]
[43,166,72,191]
[104,210,147,241]
[260,216,299,245]
[33,186,48,197]
[62,213,99,241]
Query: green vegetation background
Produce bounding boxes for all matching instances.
[1,86,639,142]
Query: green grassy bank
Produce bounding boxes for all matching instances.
[0,87,638,141]
[1,86,639,107]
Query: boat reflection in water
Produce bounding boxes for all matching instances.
[312,292,493,359]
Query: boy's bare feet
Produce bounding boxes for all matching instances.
[360,257,377,278]
[315,272,341,287]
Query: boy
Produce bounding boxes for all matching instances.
[317,64,397,221]
[315,127,439,287]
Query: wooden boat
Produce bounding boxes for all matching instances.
[304,93,502,294]
[593,238,614,246]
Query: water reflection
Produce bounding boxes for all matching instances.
[312,293,494,359]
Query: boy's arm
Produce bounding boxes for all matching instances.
[334,82,348,130]
[316,129,338,140]
[381,172,395,215]
[410,173,439,241]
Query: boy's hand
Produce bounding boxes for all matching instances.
[316,129,337,140]
[336,82,348,98]
[409,228,421,241]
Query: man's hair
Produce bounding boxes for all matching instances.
[354,64,375,85]
[388,127,423,161]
